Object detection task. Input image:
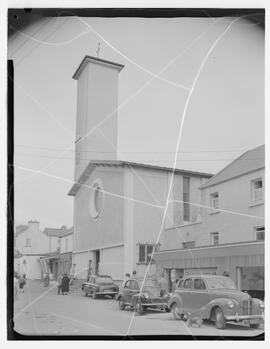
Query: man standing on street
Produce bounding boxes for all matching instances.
[61,274,70,295]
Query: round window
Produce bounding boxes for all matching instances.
[89,179,104,219]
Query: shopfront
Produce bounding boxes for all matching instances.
[154,241,264,299]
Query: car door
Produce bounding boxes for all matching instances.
[191,278,211,311]
[128,280,140,304]
[180,278,194,311]
[122,280,132,303]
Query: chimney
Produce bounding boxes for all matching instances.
[28,220,39,229]
[72,55,124,180]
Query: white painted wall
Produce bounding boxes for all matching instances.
[161,168,265,250]
[15,222,49,255]
[14,255,43,279]
[99,246,124,281]
[60,234,74,254]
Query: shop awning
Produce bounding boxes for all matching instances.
[154,241,264,269]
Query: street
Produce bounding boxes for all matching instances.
[14,280,264,338]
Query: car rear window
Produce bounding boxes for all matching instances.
[96,277,113,283]
[194,278,206,290]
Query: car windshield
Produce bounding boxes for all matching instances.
[95,277,113,284]
[138,279,159,289]
[206,277,237,290]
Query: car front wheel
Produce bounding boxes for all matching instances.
[118,298,126,310]
[171,303,181,320]
[214,307,226,329]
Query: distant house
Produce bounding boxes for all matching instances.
[14,222,73,280]
[40,225,73,280]
[14,220,49,279]
[58,227,74,276]
[155,145,265,299]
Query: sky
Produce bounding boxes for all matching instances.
[8,15,265,229]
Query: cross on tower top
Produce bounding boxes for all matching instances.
[96,42,101,58]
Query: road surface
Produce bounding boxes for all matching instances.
[13,280,264,338]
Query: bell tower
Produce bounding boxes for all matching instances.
[72,56,124,181]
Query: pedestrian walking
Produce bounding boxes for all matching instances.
[57,274,63,295]
[19,274,26,293]
[158,273,167,297]
[61,273,70,295]
[132,270,137,278]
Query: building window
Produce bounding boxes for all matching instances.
[65,238,68,251]
[251,178,263,202]
[255,226,265,241]
[182,241,195,249]
[138,243,155,263]
[183,176,190,222]
[210,192,219,210]
[25,238,31,247]
[211,232,219,245]
[89,179,104,219]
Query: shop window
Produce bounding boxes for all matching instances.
[138,243,155,263]
[211,232,219,245]
[210,192,219,210]
[251,178,263,202]
[255,226,265,241]
[182,241,195,249]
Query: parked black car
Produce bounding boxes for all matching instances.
[82,275,119,299]
[116,278,170,314]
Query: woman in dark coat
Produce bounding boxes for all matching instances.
[61,274,70,295]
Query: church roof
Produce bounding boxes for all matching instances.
[200,145,265,189]
[43,226,71,237]
[68,160,213,196]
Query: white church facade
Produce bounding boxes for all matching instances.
[68,55,212,283]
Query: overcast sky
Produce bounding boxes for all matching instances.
[8,16,264,229]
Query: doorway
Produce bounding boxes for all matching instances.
[93,250,100,275]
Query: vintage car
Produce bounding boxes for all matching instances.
[82,275,119,299]
[168,274,264,329]
[116,278,170,314]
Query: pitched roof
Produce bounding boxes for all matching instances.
[68,159,213,196]
[15,224,28,237]
[43,226,70,237]
[59,227,74,238]
[200,145,265,189]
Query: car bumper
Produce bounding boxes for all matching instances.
[225,313,264,322]
[96,291,118,295]
[141,302,168,307]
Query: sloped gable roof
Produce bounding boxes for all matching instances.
[68,159,213,196]
[200,145,265,189]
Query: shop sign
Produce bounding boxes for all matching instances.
[184,268,217,276]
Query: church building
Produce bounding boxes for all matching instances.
[68,55,212,283]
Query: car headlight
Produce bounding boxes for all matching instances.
[227,300,235,309]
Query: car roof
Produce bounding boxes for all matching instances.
[91,274,112,278]
[182,274,227,279]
